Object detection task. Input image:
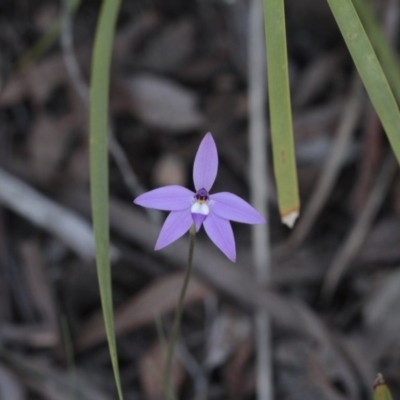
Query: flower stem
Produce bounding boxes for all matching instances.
[163,225,196,399]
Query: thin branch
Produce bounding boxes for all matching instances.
[248,0,272,399]
[320,154,397,303]
[60,0,160,224]
[0,167,119,261]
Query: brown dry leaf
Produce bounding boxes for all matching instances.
[204,310,251,371]
[113,12,160,64]
[19,240,58,330]
[358,218,400,264]
[140,19,195,73]
[224,337,254,400]
[0,53,88,185]
[124,74,205,132]
[139,340,185,400]
[0,57,67,107]
[76,272,211,350]
[28,113,79,183]
[152,154,186,187]
[0,50,90,108]
[64,143,90,187]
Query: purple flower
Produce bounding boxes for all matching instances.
[134,133,265,262]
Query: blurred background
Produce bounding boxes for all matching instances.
[0,0,400,399]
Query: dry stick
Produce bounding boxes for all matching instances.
[351,105,382,213]
[0,168,120,261]
[248,0,272,399]
[176,342,208,400]
[60,0,160,224]
[286,75,364,248]
[320,154,398,303]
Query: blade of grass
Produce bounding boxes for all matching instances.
[352,0,400,103]
[374,374,393,400]
[262,0,300,228]
[326,0,400,165]
[89,1,123,399]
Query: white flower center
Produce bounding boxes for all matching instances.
[191,201,210,215]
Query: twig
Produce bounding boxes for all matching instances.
[0,167,119,261]
[248,0,272,398]
[350,105,382,213]
[286,74,364,248]
[320,154,397,303]
[177,341,208,400]
[60,0,160,224]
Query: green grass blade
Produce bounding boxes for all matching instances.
[326,0,400,165]
[89,1,123,399]
[374,374,393,400]
[262,0,300,227]
[352,0,400,103]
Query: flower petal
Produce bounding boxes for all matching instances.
[134,186,194,211]
[192,213,206,232]
[155,209,193,250]
[193,132,218,191]
[203,213,236,262]
[210,192,265,224]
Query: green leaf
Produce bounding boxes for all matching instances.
[89,1,123,399]
[352,0,400,104]
[326,0,400,166]
[374,374,393,400]
[262,0,300,227]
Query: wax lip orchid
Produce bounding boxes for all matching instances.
[134,133,265,261]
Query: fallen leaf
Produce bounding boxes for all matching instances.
[204,310,251,370]
[139,340,185,400]
[125,74,205,132]
[140,19,195,73]
[76,272,211,350]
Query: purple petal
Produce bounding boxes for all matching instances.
[203,213,236,262]
[134,186,194,211]
[155,209,193,250]
[210,192,265,224]
[192,213,206,232]
[193,133,218,191]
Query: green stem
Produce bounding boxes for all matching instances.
[163,225,196,399]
